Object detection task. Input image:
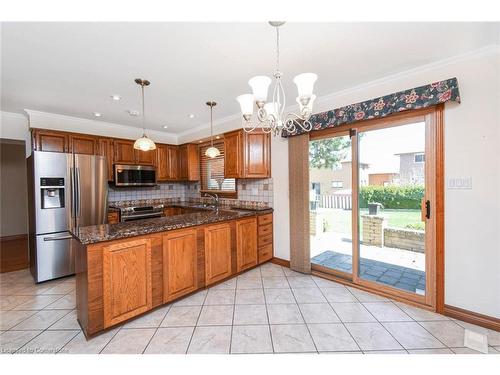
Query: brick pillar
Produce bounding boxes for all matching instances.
[361,215,386,247]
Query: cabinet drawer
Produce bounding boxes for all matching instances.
[258,223,273,237]
[258,213,273,226]
[258,233,273,247]
[258,244,273,263]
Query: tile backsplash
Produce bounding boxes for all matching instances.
[108,178,273,206]
[108,182,186,202]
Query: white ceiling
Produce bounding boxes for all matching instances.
[2,22,498,134]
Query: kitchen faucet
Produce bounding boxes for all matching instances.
[205,193,219,209]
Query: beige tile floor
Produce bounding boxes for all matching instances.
[1,263,499,354]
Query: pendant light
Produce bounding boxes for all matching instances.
[133,78,156,151]
[205,101,220,158]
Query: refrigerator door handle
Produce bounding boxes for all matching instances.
[75,167,81,218]
[70,167,75,219]
[43,235,73,241]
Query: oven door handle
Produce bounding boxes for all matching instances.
[122,212,163,221]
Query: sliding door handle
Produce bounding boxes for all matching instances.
[425,200,431,219]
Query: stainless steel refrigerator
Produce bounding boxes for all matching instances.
[28,151,108,282]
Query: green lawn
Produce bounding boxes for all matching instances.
[318,208,423,235]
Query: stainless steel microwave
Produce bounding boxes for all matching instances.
[114,164,157,187]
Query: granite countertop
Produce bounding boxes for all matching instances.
[73,206,272,245]
[109,199,272,212]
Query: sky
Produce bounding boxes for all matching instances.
[358,122,425,174]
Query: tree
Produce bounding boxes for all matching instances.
[309,137,351,169]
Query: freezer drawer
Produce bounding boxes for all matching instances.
[34,232,75,282]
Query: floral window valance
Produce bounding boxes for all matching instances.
[283,77,460,137]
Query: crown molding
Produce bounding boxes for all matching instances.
[24,109,179,143]
[1,110,29,121]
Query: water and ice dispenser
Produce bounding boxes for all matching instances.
[40,177,65,209]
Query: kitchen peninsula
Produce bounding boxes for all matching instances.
[72,203,273,337]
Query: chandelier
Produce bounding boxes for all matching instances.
[205,101,220,158]
[236,21,318,136]
[133,78,156,151]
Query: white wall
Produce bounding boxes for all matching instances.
[181,45,500,318]
[0,111,31,156]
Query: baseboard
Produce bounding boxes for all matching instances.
[0,234,29,273]
[271,257,290,267]
[444,304,500,332]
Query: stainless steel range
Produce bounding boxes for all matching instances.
[113,202,165,222]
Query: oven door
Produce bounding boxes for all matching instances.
[114,164,156,186]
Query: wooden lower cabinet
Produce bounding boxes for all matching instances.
[163,228,198,302]
[102,238,152,328]
[236,217,258,272]
[76,213,273,337]
[204,223,232,285]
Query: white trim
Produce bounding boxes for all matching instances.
[24,109,178,144]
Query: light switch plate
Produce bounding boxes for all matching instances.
[447,177,472,189]
[464,328,488,353]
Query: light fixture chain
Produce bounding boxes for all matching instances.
[276,26,280,73]
[141,83,146,136]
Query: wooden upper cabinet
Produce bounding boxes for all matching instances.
[236,217,258,272]
[156,144,169,181]
[113,139,136,164]
[245,132,270,177]
[32,129,69,153]
[223,129,270,178]
[178,145,188,180]
[224,130,242,178]
[166,145,178,179]
[135,148,157,166]
[205,223,232,285]
[102,238,152,328]
[156,144,178,181]
[163,228,198,302]
[178,144,200,181]
[70,134,98,155]
[98,138,114,181]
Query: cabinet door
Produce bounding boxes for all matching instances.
[205,223,232,285]
[167,146,179,179]
[135,148,157,166]
[98,138,114,181]
[223,130,242,178]
[163,228,198,301]
[102,238,152,328]
[178,145,188,180]
[33,129,69,153]
[70,134,98,155]
[244,132,270,177]
[236,217,258,272]
[186,144,200,181]
[114,140,136,164]
[156,144,169,181]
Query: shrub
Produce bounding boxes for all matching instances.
[359,185,424,209]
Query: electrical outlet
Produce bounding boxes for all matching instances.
[447,177,472,189]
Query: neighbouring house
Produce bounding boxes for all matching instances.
[396,151,425,185]
[368,172,400,186]
[310,160,370,195]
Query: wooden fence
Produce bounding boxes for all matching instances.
[316,194,352,210]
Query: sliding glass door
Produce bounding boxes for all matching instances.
[309,114,436,305]
[309,132,353,276]
[355,122,427,297]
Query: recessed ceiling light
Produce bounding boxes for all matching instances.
[163,125,168,129]
[216,136,220,139]
[188,114,195,119]
[198,140,202,143]
[128,110,139,116]
[94,112,102,117]
[110,94,121,101]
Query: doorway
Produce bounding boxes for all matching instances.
[309,107,442,308]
